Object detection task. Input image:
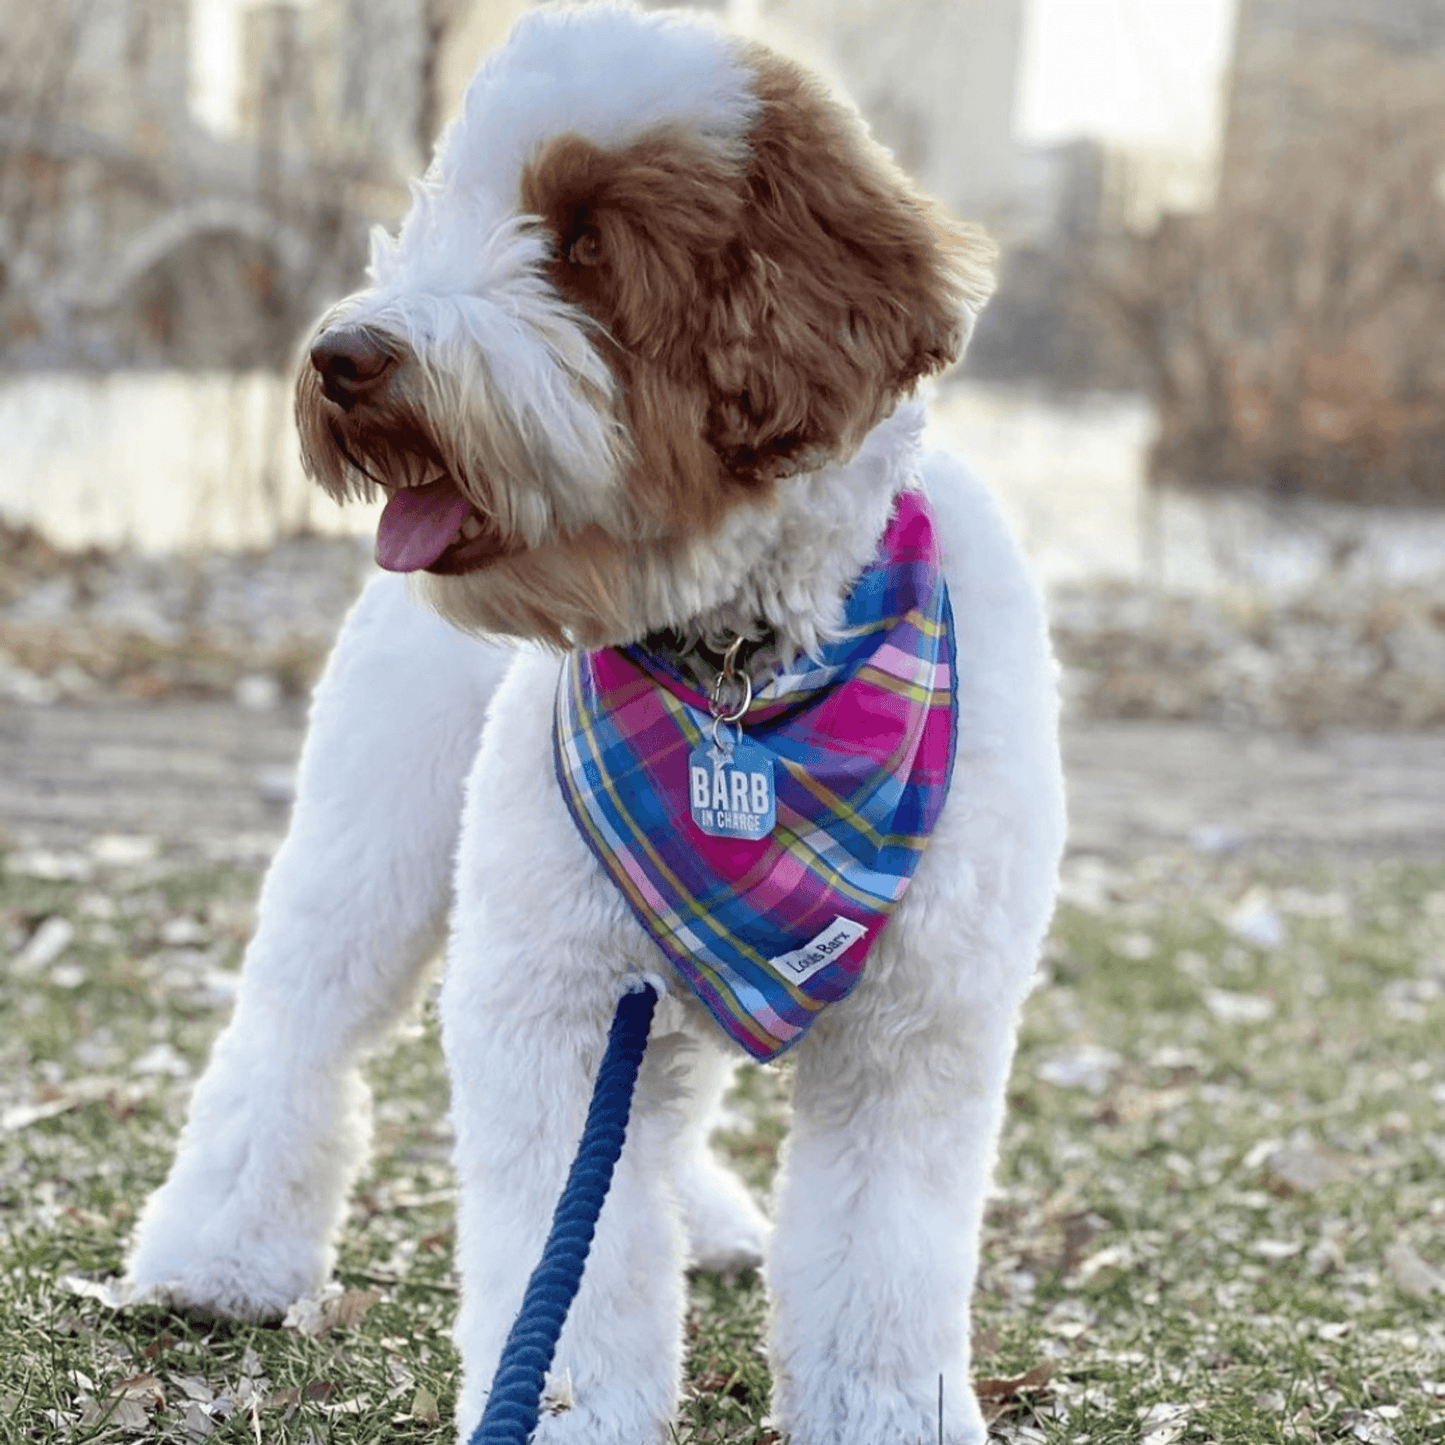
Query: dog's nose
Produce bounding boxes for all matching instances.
[310,326,398,408]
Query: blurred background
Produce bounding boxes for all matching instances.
[1,0,1443,797]
[5,13,1444,1428]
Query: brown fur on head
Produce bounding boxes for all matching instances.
[295,19,994,648]
[523,46,995,504]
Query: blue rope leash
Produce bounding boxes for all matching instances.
[467,981,659,1445]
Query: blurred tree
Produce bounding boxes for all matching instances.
[0,0,442,373]
[1090,4,1445,505]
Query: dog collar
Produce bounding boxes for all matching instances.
[553,490,958,1061]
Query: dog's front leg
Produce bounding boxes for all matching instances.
[441,651,688,1445]
[766,925,1035,1445]
[126,573,511,1319]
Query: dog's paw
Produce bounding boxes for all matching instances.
[679,1151,770,1272]
[776,1373,987,1445]
[125,1195,329,1323]
[119,1263,297,1323]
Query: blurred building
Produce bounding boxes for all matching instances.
[739,0,1027,231]
[1130,0,1445,502]
[1220,0,1445,205]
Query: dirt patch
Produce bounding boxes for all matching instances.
[1053,581,1445,731]
[2,523,1442,863]
[3,700,1442,864]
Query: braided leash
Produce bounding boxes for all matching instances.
[467,981,659,1445]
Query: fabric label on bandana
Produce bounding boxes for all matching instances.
[770,917,870,986]
[552,489,958,1061]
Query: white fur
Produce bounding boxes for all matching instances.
[127,8,1064,1443]
[128,436,1062,1442]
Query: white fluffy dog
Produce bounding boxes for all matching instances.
[125,6,1064,1443]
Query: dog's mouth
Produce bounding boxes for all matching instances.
[375,475,516,575]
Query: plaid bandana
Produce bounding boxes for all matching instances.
[553,490,957,1060]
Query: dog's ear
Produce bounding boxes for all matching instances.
[704,49,995,484]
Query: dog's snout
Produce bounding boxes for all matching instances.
[310,327,398,408]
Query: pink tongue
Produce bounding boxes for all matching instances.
[375,478,473,572]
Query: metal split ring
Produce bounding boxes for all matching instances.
[707,634,752,725]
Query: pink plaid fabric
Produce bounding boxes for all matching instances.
[554,490,957,1059]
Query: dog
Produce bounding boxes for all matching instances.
[124,6,1065,1442]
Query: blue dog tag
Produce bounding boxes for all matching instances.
[688,737,776,840]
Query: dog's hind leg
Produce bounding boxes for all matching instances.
[125,572,510,1321]
[673,1036,770,1273]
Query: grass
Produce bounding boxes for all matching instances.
[2,840,1443,1442]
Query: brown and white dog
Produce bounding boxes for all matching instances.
[126,7,1065,1442]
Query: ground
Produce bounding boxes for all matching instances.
[3,700,1444,861]
[2,538,1444,1443]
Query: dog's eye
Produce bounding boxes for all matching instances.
[567,227,603,267]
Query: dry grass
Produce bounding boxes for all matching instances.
[3,840,1443,1442]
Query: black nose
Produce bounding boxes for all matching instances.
[309,326,398,408]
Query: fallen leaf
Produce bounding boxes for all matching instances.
[114,1374,165,1409]
[1113,1084,1191,1124]
[1276,888,1348,918]
[282,1284,380,1337]
[971,1327,999,1359]
[13,915,75,972]
[1075,1242,1132,1282]
[1267,1142,1358,1193]
[1205,988,1276,1023]
[1057,1210,1110,1275]
[6,848,94,881]
[1225,892,1286,947]
[541,1365,576,1414]
[1037,1044,1122,1094]
[1139,1401,1190,1445]
[319,1395,369,1414]
[1115,931,1157,959]
[57,1274,132,1308]
[90,833,160,867]
[975,1361,1055,1423]
[1253,1239,1305,1261]
[1242,1138,1283,1170]
[4,1080,143,1132]
[130,1041,192,1077]
[266,1381,338,1409]
[1340,1408,1402,1445]
[1384,1241,1445,1298]
[409,1385,441,1424]
[181,1400,217,1439]
[78,1395,148,1429]
[76,1374,165,1430]
[975,1363,1055,1399]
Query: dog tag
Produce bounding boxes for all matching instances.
[688,737,775,840]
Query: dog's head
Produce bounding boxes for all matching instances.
[296,3,994,647]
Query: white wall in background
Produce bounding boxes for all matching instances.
[0,372,378,553]
[2,370,1442,597]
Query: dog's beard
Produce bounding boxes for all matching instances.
[416,529,657,647]
[294,366,518,576]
